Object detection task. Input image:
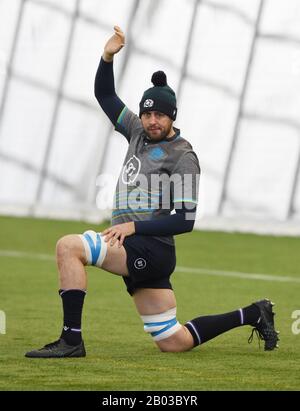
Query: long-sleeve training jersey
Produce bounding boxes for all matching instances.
[94,58,200,246]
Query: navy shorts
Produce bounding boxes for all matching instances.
[122,235,176,296]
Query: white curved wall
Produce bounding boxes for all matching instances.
[0,0,300,234]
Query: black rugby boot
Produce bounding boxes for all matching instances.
[248,299,279,351]
[25,338,86,358]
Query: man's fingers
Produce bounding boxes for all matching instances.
[102,223,132,246]
[114,26,125,44]
[105,232,113,243]
[102,229,110,240]
[119,234,125,248]
[110,231,121,246]
[115,35,125,46]
[104,233,112,242]
[114,26,124,36]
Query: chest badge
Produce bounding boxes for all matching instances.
[149,146,166,161]
[122,155,141,185]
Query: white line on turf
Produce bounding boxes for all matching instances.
[175,266,300,283]
[1,249,300,284]
[0,249,54,261]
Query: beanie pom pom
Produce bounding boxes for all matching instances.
[151,71,167,87]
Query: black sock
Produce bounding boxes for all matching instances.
[185,304,260,347]
[241,303,260,326]
[59,289,86,346]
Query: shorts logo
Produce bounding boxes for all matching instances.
[143,99,154,108]
[134,258,147,270]
[122,155,141,185]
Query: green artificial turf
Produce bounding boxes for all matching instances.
[0,215,299,390]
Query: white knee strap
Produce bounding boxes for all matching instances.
[78,230,107,268]
[141,308,181,341]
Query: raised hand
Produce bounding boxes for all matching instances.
[103,26,125,62]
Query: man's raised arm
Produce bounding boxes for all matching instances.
[94,26,125,125]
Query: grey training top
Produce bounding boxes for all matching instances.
[112,106,200,246]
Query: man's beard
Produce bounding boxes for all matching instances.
[145,123,173,142]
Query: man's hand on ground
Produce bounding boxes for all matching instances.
[103,25,125,62]
[102,221,135,247]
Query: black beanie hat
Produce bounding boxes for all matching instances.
[139,71,177,120]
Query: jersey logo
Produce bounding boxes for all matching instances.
[122,155,141,185]
[149,146,166,161]
[134,258,147,270]
[143,99,154,108]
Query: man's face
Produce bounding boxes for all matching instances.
[141,111,174,142]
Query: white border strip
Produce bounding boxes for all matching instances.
[1,249,300,284]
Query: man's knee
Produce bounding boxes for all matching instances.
[78,230,108,268]
[56,235,85,264]
[140,307,187,353]
[155,337,190,353]
[143,318,194,353]
[157,343,184,353]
